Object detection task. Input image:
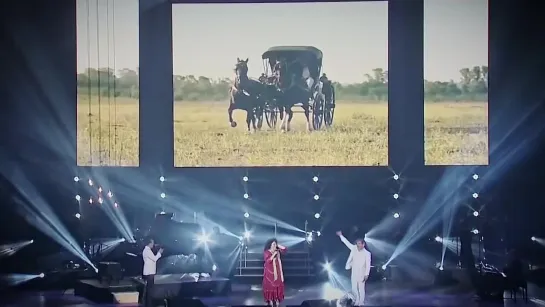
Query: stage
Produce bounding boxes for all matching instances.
[38,278,544,307]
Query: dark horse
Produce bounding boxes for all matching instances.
[275,59,312,132]
[228,58,264,132]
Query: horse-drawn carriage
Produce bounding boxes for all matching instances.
[258,46,336,130]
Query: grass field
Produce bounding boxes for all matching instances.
[76,96,488,166]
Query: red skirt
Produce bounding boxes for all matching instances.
[262,276,285,302]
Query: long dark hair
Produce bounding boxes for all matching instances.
[264,238,278,251]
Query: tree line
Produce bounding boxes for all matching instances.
[77,66,488,102]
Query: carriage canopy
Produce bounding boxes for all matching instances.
[262,46,323,78]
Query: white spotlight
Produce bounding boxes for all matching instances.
[159,176,165,182]
[243,231,251,239]
[74,176,80,182]
[393,174,399,180]
[39,273,45,278]
[393,193,399,199]
[472,193,479,199]
[30,240,34,244]
[381,265,387,270]
[160,193,166,199]
[212,264,217,271]
[435,236,441,242]
[89,198,93,204]
[439,266,444,271]
[75,195,81,201]
[98,197,103,204]
[196,233,210,244]
[473,174,479,180]
[471,229,479,235]
[473,211,479,217]
[243,193,249,199]
[313,195,320,200]
[88,179,93,186]
[244,212,250,218]
[98,187,103,193]
[531,236,536,241]
[114,202,118,208]
[312,176,319,182]
[323,262,332,272]
[393,212,400,218]
[314,213,321,219]
[242,176,248,182]
[75,213,81,219]
[107,191,113,198]
[317,231,321,237]
[306,233,313,242]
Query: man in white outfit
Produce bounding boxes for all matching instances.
[336,231,371,306]
[142,237,163,307]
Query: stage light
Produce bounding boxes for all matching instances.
[531,236,536,241]
[244,212,250,218]
[306,233,313,242]
[75,195,81,201]
[98,197,103,204]
[472,193,479,199]
[243,231,251,239]
[74,176,80,182]
[114,202,118,208]
[30,240,34,243]
[435,236,441,242]
[439,266,444,271]
[381,265,387,270]
[159,176,165,182]
[196,233,211,244]
[39,273,45,278]
[313,195,320,200]
[393,193,399,199]
[242,176,248,182]
[314,213,321,219]
[323,262,332,272]
[473,211,479,217]
[317,231,321,237]
[473,174,479,180]
[393,212,400,218]
[313,176,319,182]
[212,264,217,271]
[95,268,99,273]
[243,193,249,199]
[471,229,479,234]
[160,211,166,215]
[160,193,166,199]
[88,179,93,186]
[75,213,81,219]
[89,198,93,204]
[107,191,113,198]
[393,174,399,180]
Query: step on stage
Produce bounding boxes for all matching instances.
[74,273,231,304]
[74,274,231,305]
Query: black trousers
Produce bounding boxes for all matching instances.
[143,274,155,307]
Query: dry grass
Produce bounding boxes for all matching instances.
[76,96,488,166]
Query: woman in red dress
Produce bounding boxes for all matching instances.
[263,238,287,306]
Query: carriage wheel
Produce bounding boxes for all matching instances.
[324,97,335,127]
[265,106,278,128]
[312,95,324,130]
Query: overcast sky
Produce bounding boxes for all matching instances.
[76,0,487,83]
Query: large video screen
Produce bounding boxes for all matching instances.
[424,0,489,165]
[76,0,139,166]
[172,2,388,167]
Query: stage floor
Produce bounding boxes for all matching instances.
[2,281,545,307]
